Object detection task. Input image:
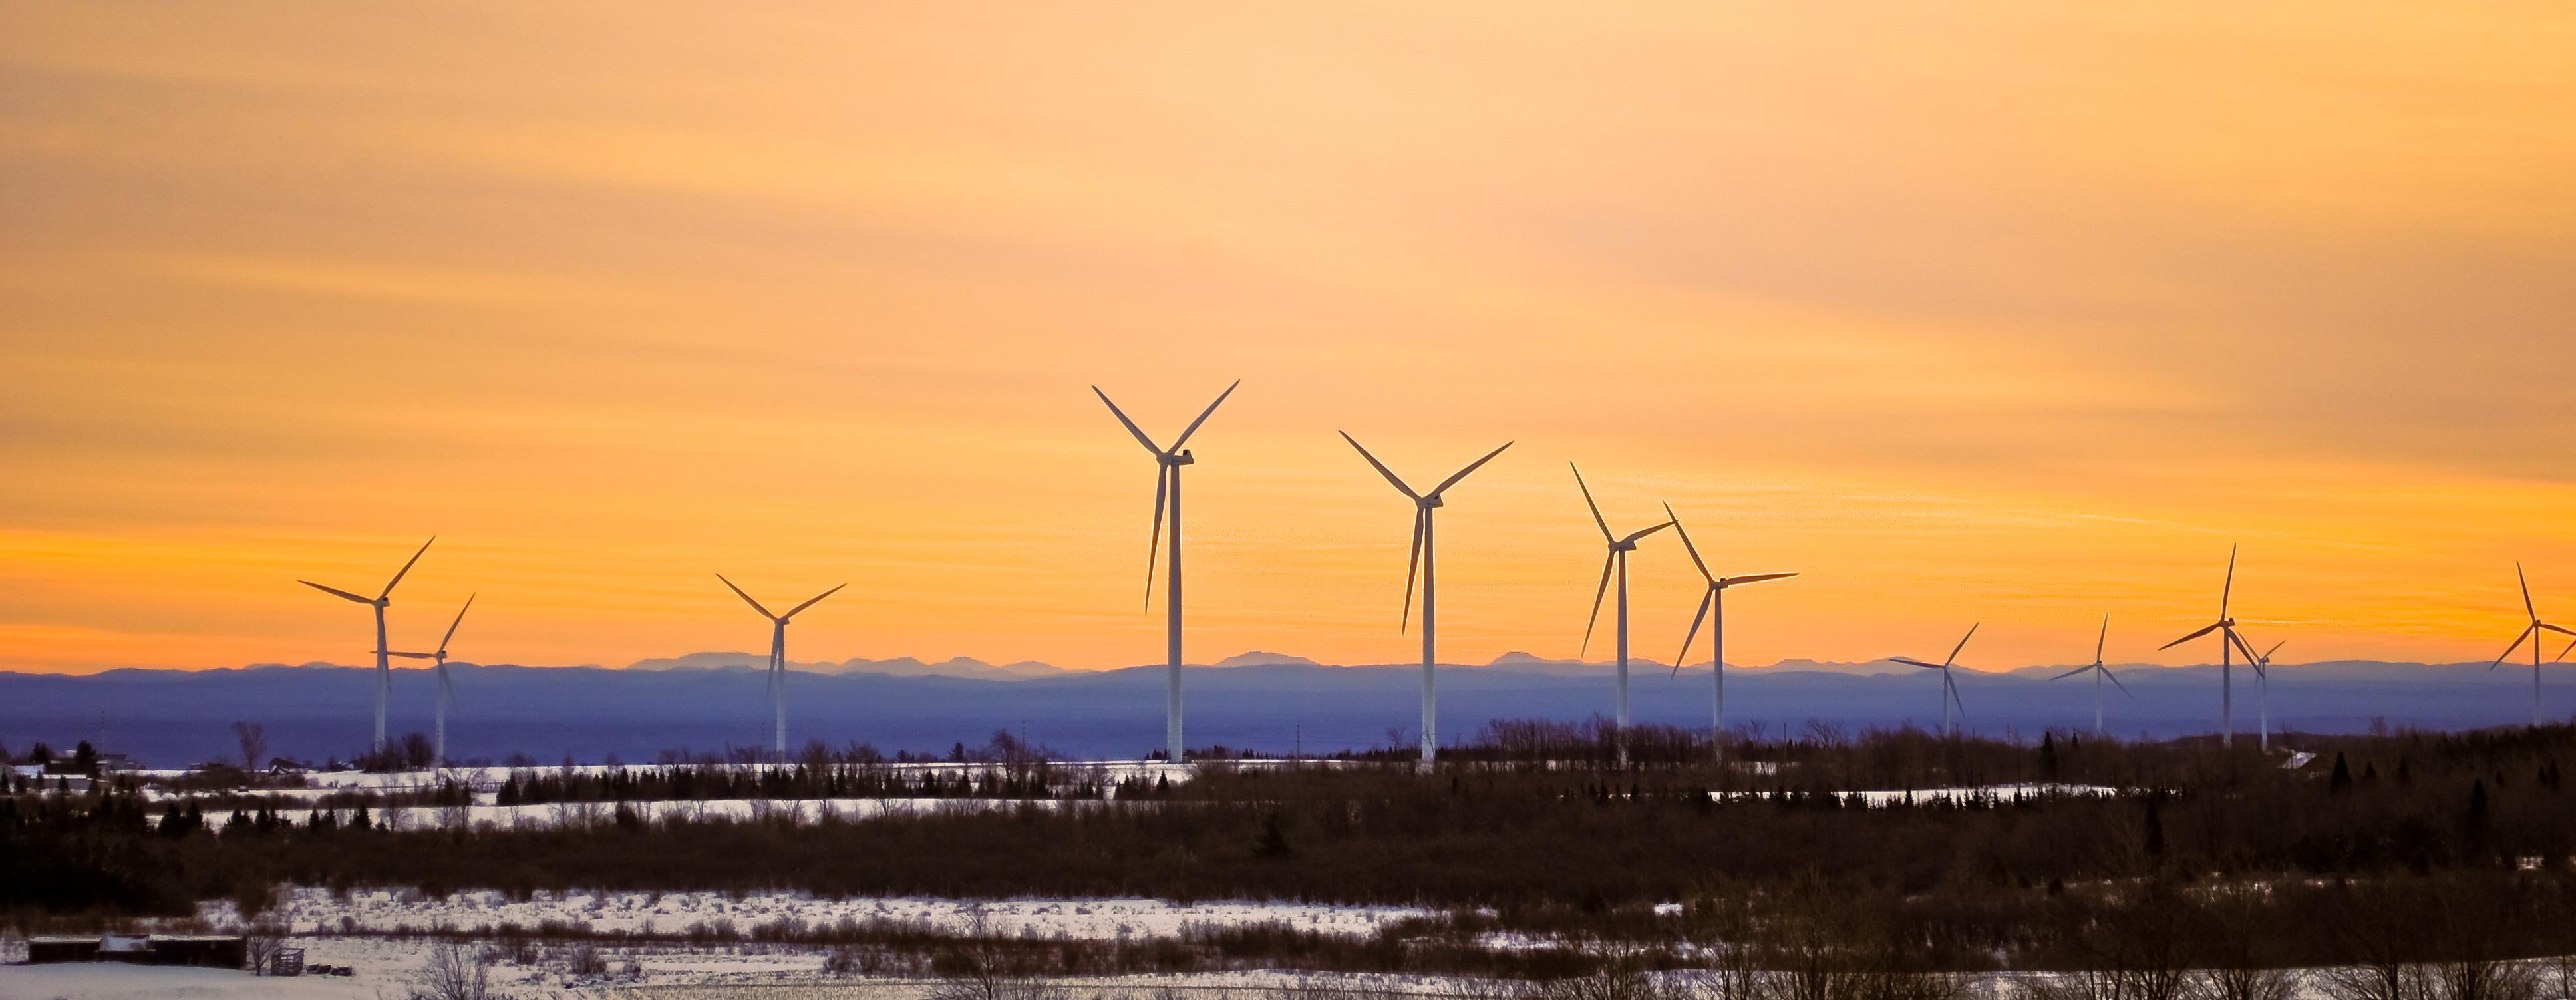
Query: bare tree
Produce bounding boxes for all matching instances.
[242,917,287,976]
[409,937,492,1000]
[232,722,267,773]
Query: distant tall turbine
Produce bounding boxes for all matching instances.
[1572,464,1675,750]
[389,595,474,767]
[717,575,846,758]
[2492,564,2575,727]
[1094,379,1241,762]
[1894,624,1977,737]
[1339,432,1512,772]
[2050,616,2132,737]
[2247,639,2285,752]
[1664,504,1794,760]
[299,537,434,752]
[2160,546,2262,749]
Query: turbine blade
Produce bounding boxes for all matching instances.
[1145,465,1169,609]
[2159,623,2220,650]
[380,536,434,601]
[1429,441,1514,496]
[2050,665,2092,681]
[1621,520,1676,545]
[2096,615,2109,665]
[2225,629,2265,669]
[2104,667,2135,699]
[2557,637,2575,664]
[1721,572,1798,587]
[2221,544,2237,618]
[1092,387,1164,455]
[1401,508,1425,632]
[1339,432,1420,500]
[716,574,778,620]
[437,593,475,653]
[785,583,847,619]
[1166,379,1241,451]
[2540,623,2576,638]
[1663,504,1714,582]
[1947,672,1967,719]
[1570,463,1613,541]
[2496,625,2535,669]
[387,651,436,659]
[2262,640,2285,662]
[1673,590,1712,678]
[1581,552,1614,655]
[1891,657,1945,670]
[1945,623,1979,669]
[2521,563,2537,621]
[300,580,374,605]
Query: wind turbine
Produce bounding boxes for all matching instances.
[2159,546,2262,749]
[2049,615,2132,737]
[717,574,846,759]
[2492,564,2575,727]
[2246,638,2285,752]
[1093,379,1240,763]
[1663,504,1794,760]
[299,537,434,752]
[1894,623,1977,737]
[1572,463,1675,753]
[1339,432,1512,772]
[388,595,473,767]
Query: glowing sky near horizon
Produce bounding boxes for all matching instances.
[3,3,2573,676]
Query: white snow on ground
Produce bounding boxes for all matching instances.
[223,760,1223,794]
[0,963,387,999]
[1717,783,2125,806]
[202,886,1430,941]
[191,796,1073,832]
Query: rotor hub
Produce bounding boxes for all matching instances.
[1418,496,1444,509]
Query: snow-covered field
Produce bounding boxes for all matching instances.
[1718,782,2125,806]
[205,886,1430,941]
[194,795,1074,831]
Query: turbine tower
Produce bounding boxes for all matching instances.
[2159,546,2262,749]
[1664,504,1794,760]
[2492,564,2575,727]
[389,594,474,767]
[1894,623,1977,737]
[1339,432,1512,772]
[1094,379,1241,762]
[2049,615,2132,737]
[299,536,434,752]
[717,574,846,758]
[1572,464,1675,754]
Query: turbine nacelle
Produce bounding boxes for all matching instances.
[1416,495,1445,510]
[1160,450,1196,467]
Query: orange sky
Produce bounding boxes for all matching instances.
[3,3,2573,675]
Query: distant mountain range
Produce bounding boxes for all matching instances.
[3,653,2560,769]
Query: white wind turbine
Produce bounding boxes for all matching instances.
[1094,379,1240,763]
[388,595,473,767]
[1894,623,1977,737]
[2049,616,2132,737]
[2492,564,2575,728]
[299,537,434,752]
[717,574,846,759]
[1339,432,1513,772]
[2247,638,2285,752]
[2159,546,2263,749]
[1663,504,1794,760]
[1572,464,1675,750]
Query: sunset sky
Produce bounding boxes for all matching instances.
[3,3,2572,675]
